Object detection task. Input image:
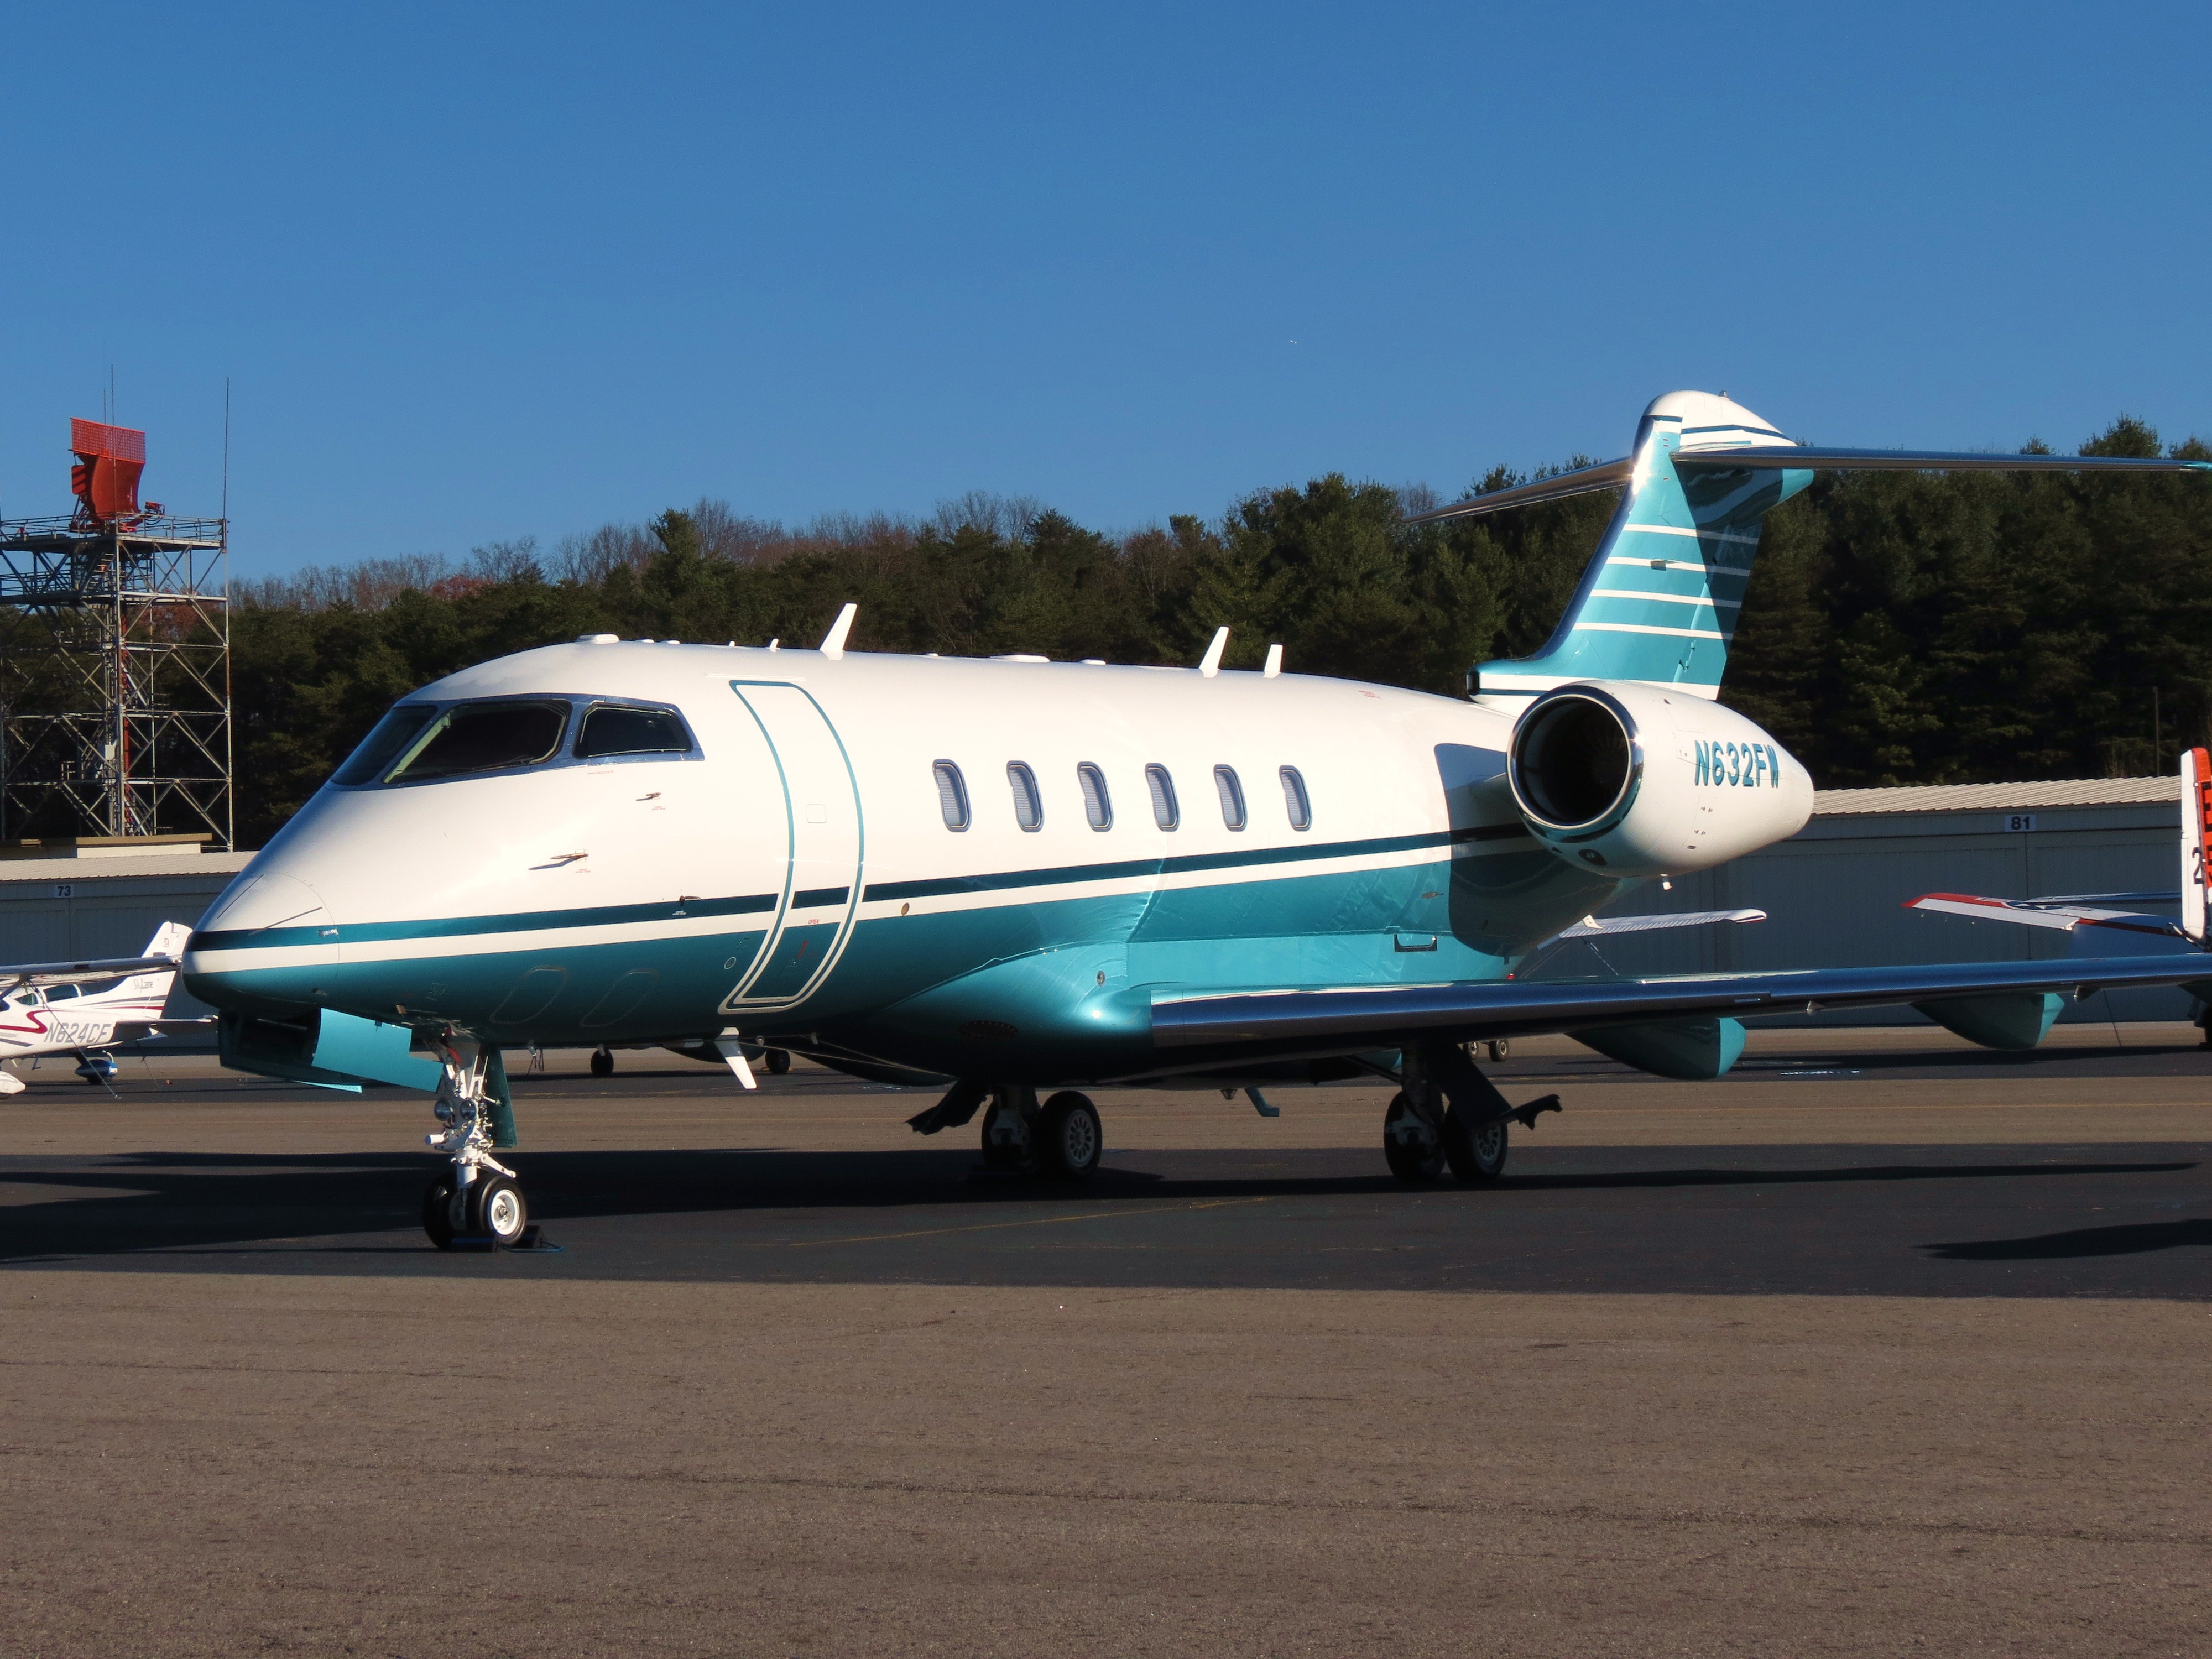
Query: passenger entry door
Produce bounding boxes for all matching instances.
[721,682,864,1011]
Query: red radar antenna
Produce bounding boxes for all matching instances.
[69,417,148,526]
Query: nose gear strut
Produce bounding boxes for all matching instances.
[421,1032,540,1249]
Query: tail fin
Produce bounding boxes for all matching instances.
[2184,748,2211,944]
[1436,390,2212,707]
[142,921,194,961]
[1470,391,1811,703]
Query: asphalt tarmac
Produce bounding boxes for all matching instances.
[6,1029,2210,1656]
[5,1030,2210,1297]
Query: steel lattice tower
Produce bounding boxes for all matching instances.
[0,420,232,847]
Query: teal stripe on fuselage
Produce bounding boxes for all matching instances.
[190,824,1532,954]
[192,890,778,954]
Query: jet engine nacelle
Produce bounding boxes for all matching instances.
[1506,681,1812,880]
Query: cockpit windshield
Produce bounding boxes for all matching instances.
[333,696,695,786]
[334,705,440,785]
[385,701,571,782]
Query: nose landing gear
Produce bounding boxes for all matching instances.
[421,1034,539,1250]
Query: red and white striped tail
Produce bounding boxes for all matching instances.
[2183,748,2212,945]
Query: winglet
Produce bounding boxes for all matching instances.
[1198,626,1229,678]
[818,603,857,660]
[2184,747,2211,944]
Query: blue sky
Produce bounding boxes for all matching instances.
[3,2,2206,580]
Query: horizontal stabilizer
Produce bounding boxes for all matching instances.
[1405,457,1633,524]
[1405,442,2208,528]
[1674,446,2212,476]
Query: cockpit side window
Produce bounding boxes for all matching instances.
[334,705,440,785]
[384,701,572,783]
[575,705,694,759]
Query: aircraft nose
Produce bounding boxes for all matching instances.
[199,872,331,935]
[182,869,341,1015]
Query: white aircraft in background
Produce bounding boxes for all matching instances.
[1905,747,2212,1041]
[178,391,2212,1249]
[0,922,200,1092]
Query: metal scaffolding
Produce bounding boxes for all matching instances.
[0,512,232,847]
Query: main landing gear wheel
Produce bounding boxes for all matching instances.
[1382,1091,1444,1183]
[765,1047,791,1074]
[1486,1039,1511,1062]
[589,1047,614,1077]
[470,1174,529,1245]
[1441,1104,1509,1181]
[423,1176,460,1250]
[1035,1091,1102,1180]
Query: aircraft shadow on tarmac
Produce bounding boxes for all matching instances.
[0,1145,2197,1263]
[1924,1217,2212,1260]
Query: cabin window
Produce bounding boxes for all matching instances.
[383,701,571,784]
[575,705,693,759]
[1146,764,1178,830]
[1214,765,1246,831]
[1006,762,1043,831]
[933,760,970,831]
[335,705,439,785]
[1077,763,1112,831]
[1279,765,1312,831]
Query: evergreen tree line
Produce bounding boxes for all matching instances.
[35,416,2208,849]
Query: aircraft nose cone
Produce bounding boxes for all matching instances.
[183,869,338,1015]
[197,871,330,934]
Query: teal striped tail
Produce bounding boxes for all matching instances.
[1474,391,1812,702]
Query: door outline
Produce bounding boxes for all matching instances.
[720,681,865,1013]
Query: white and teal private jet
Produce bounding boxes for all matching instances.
[181,392,2212,1248]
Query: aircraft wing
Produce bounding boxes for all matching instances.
[108,1018,217,1043]
[1904,892,2188,941]
[1150,953,2212,1057]
[0,954,179,992]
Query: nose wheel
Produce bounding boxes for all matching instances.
[420,1034,538,1250]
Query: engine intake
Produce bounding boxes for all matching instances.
[1506,681,1812,879]
[1510,689,1640,832]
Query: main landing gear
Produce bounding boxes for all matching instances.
[421,1034,535,1250]
[909,1081,1103,1180]
[1383,1041,1559,1186]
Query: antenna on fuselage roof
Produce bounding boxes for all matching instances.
[1197,626,1229,679]
[1263,643,1282,679]
[819,603,857,660]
